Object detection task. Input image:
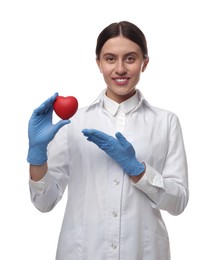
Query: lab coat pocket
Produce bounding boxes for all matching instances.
[143,230,171,260]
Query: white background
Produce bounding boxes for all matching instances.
[0,0,211,259]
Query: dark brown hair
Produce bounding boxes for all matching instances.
[96,21,148,60]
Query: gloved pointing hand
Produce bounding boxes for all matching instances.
[82,129,145,176]
[27,93,70,165]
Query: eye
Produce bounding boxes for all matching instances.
[105,55,115,64]
[125,55,136,63]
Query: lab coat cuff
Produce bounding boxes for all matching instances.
[131,163,164,193]
[29,172,52,195]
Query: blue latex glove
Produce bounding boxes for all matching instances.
[27,93,70,165]
[82,129,145,176]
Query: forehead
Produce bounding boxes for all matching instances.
[100,36,142,56]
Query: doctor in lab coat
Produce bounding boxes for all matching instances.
[27,21,189,260]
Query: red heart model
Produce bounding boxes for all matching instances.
[53,96,78,120]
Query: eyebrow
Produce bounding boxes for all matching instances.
[102,52,139,57]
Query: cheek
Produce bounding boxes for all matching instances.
[100,65,113,84]
[129,62,143,74]
[130,68,142,85]
[132,67,142,78]
[100,65,113,77]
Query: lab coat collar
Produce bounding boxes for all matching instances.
[86,89,147,112]
[103,92,140,116]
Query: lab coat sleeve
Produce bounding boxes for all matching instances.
[132,114,189,216]
[28,126,70,212]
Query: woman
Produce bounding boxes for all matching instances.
[27,21,189,260]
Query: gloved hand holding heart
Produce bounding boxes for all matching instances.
[53,96,78,120]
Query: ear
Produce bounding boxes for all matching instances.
[96,58,103,73]
[141,58,149,72]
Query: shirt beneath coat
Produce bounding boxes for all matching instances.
[29,89,189,260]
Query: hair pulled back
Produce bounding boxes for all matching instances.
[95,21,148,60]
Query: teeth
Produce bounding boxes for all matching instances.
[115,79,127,82]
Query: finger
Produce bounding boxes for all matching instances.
[34,93,58,115]
[81,128,92,136]
[83,132,105,144]
[115,132,127,141]
[54,119,71,132]
[82,130,109,147]
[86,136,110,151]
[115,132,131,148]
[82,129,111,141]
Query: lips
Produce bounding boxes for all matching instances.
[112,77,130,86]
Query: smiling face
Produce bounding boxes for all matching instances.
[97,36,149,103]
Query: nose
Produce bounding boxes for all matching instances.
[115,60,127,74]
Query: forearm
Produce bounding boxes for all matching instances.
[29,166,63,212]
[29,140,70,212]
[30,163,48,181]
[132,163,189,215]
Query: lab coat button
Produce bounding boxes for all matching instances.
[114,179,120,185]
[111,243,117,249]
[112,211,118,217]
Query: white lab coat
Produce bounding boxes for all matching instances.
[29,89,189,260]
